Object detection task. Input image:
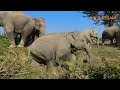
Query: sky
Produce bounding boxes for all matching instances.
[0,11,106,37]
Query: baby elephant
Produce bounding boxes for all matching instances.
[29,31,92,74]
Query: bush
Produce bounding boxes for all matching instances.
[87,60,120,79]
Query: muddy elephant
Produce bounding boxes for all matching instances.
[102,26,120,45]
[29,31,92,73]
[0,11,45,48]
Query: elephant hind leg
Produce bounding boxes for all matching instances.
[18,36,26,47]
[88,43,92,49]
[84,45,92,62]
[6,31,16,48]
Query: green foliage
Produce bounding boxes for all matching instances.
[87,60,120,79]
[0,33,10,47]
[82,11,120,27]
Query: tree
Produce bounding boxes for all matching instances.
[82,11,120,27]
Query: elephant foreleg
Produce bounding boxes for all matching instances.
[18,34,26,47]
[110,39,113,45]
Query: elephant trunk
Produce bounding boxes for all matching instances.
[84,45,92,62]
[39,27,45,36]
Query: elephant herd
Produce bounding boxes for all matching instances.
[0,11,120,74]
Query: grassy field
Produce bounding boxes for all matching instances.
[0,34,120,79]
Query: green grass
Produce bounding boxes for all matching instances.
[0,34,120,79]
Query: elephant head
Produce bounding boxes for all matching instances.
[89,29,99,38]
[89,29,99,48]
[34,17,46,38]
[66,31,92,61]
[25,17,46,46]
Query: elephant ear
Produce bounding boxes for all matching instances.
[66,32,75,45]
[66,31,79,45]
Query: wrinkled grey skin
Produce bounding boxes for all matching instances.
[0,11,45,48]
[102,26,120,45]
[29,31,92,73]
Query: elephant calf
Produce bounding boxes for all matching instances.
[29,31,92,73]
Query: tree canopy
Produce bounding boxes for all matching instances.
[82,11,120,27]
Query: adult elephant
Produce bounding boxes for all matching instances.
[102,26,120,45]
[29,31,92,73]
[0,11,45,48]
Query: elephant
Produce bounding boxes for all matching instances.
[0,11,45,48]
[102,26,120,45]
[29,31,92,73]
[47,29,99,62]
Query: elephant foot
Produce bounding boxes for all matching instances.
[17,45,24,48]
[9,45,16,48]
